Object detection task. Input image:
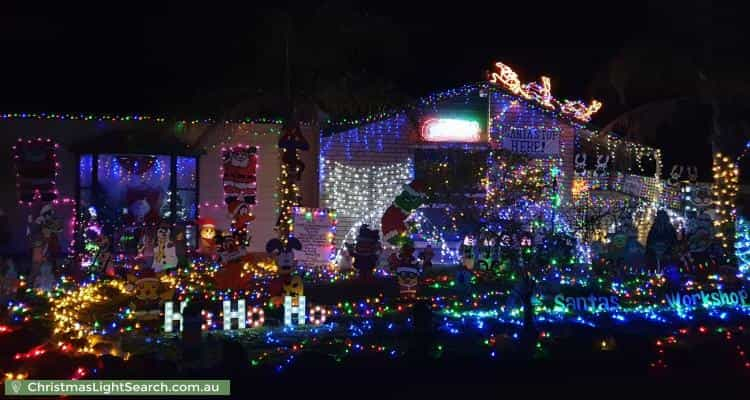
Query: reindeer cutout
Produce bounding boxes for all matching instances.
[667,165,684,187]
[687,166,698,183]
[595,155,609,178]
[574,153,587,176]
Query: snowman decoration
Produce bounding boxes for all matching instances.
[151,222,178,272]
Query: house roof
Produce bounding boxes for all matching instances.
[69,129,204,156]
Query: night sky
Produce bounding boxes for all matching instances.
[0,2,653,113]
[2,1,749,178]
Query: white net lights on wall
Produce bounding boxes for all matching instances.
[322,159,414,242]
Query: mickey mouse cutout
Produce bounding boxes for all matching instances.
[265,237,302,274]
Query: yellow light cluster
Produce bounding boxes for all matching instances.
[712,152,740,250]
[49,280,131,353]
[488,61,602,122]
[278,161,300,243]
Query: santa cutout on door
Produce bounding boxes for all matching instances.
[222,145,258,206]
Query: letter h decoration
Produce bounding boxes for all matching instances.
[284,296,306,326]
[164,300,189,332]
[223,299,247,330]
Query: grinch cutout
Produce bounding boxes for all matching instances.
[196,217,218,257]
[222,145,258,205]
[279,125,310,182]
[13,138,57,202]
[381,180,427,244]
[34,262,55,291]
[151,222,178,272]
[350,225,382,279]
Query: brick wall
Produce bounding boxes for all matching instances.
[320,114,414,245]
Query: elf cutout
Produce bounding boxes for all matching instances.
[228,200,255,248]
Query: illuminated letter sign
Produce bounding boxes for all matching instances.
[422,118,481,143]
[164,300,189,332]
[284,296,306,326]
[223,299,247,330]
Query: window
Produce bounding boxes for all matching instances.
[77,153,199,257]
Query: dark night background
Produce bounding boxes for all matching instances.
[2,1,750,178]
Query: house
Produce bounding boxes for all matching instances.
[0,63,664,270]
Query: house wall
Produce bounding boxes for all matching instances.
[320,114,415,247]
[197,123,319,253]
[0,118,319,262]
[489,91,577,202]
[0,118,178,262]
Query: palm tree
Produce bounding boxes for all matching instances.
[588,1,750,172]
[190,2,410,125]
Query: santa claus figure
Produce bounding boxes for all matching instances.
[13,138,57,202]
[151,222,178,272]
[222,145,258,205]
[196,217,218,257]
